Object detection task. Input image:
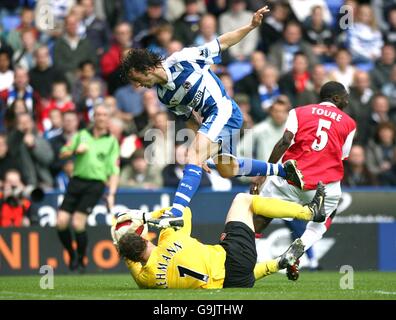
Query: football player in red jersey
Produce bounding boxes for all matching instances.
[252,81,356,279]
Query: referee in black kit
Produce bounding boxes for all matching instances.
[56,104,120,272]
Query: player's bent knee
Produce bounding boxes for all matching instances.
[234,193,252,204]
[216,164,238,178]
[57,211,71,230]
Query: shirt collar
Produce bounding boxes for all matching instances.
[88,127,110,137]
[319,101,337,108]
[161,62,176,90]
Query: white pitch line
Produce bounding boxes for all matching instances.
[373,290,396,295]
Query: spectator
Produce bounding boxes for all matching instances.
[3,98,29,132]
[164,41,182,58]
[114,83,145,122]
[2,66,37,116]
[371,44,395,91]
[6,7,38,52]
[12,29,38,70]
[328,48,357,90]
[147,23,174,57]
[346,71,374,143]
[342,144,378,187]
[258,1,290,54]
[7,112,54,188]
[193,13,218,46]
[254,65,281,119]
[268,21,318,74]
[44,108,63,140]
[80,0,111,57]
[219,0,258,61]
[0,50,14,92]
[53,14,96,81]
[79,79,105,123]
[133,89,163,135]
[0,134,21,182]
[123,0,148,24]
[119,148,162,189]
[29,46,66,100]
[40,80,75,132]
[101,22,133,78]
[71,60,99,104]
[49,111,79,178]
[133,0,168,46]
[297,64,328,106]
[346,4,383,63]
[367,94,392,139]
[235,50,266,98]
[218,72,234,97]
[174,0,202,46]
[238,95,290,162]
[234,94,254,130]
[0,169,36,227]
[279,52,311,106]
[382,64,396,112]
[366,122,396,185]
[303,5,335,62]
[381,7,396,47]
[372,0,396,31]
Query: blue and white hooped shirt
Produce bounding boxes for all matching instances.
[156,39,230,120]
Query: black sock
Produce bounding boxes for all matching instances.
[57,228,74,258]
[75,230,88,264]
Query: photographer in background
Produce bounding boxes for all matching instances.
[0,169,38,227]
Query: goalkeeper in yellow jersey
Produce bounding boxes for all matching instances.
[114,183,325,289]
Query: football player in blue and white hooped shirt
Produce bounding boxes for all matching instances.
[121,6,303,228]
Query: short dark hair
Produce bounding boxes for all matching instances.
[319,81,347,101]
[121,49,163,82]
[118,232,147,262]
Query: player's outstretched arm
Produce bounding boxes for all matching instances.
[218,6,270,51]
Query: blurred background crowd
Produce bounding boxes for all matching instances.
[0,0,396,207]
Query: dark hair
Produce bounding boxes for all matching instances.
[118,232,147,262]
[374,121,396,144]
[319,81,347,101]
[78,60,95,70]
[121,49,163,82]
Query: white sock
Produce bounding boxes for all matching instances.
[300,221,327,250]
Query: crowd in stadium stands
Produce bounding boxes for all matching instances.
[0,0,396,207]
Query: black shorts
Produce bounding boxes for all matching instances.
[219,221,257,288]
[59,177,105,215]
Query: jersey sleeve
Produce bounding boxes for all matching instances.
[284,109,298,135]
[171,39,222,65]
[124,260,148,288]
[60,131,80,154]
[342,128,356,160]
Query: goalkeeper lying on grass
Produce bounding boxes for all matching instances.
[111,183,325,289]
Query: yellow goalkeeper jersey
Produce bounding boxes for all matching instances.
[125,208,226,289]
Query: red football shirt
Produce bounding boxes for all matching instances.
[282,102,356,190]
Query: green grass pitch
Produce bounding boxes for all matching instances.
[1,272,396,300]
